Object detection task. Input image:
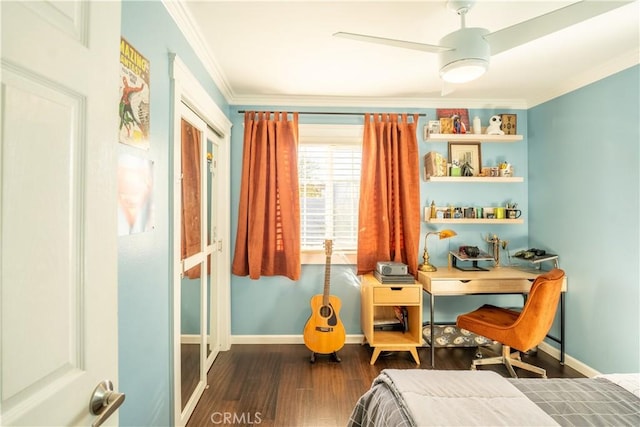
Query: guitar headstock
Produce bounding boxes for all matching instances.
[324,239,333,256]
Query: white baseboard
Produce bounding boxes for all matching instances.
[538,341,601,378]
[181,334,200,344]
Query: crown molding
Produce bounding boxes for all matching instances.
[229,94,530,110]
[162,0,235,102]
[527,49,639,108]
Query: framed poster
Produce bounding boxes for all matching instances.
[119,37,150,149]
[448,142,482,177]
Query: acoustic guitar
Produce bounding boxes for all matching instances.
[303,240,345,361]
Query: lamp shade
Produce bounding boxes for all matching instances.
[437,229,457,239]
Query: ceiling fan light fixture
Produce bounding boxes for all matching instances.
[440,58,488,83]
[438,27,490,84]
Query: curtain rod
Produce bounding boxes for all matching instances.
[237,110,426,117]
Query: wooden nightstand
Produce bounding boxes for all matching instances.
[360,273,423,365]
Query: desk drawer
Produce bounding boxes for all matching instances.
[429,279,532,294]
[373,286,420,305]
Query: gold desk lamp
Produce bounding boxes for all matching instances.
[418,229,457,272]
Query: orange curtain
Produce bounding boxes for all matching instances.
[181,118,203,279]
[232,112,301,280]
[357,113,421,276]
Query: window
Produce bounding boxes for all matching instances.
[298,125,362,255]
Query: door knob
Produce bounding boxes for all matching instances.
[89,380,125,427]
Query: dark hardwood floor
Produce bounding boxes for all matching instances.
[186,343,584,427]
[182,344,201,409]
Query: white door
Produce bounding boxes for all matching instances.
[206,130,221,371]
[1,2,121,426]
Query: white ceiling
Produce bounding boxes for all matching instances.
[169,1,639,108]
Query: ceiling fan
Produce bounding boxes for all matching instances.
[334,0,632,85]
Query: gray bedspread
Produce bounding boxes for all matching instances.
[348,369,558,426]
[348,370,640,427]
[510,377,640,426]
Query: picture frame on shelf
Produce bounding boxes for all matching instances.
[448,142,481,177]
[439,117,453,134]
[428,120,441,134]
[437,108,470,133]
[500,114,517,135]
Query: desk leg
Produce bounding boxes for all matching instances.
[560,293,565,365]
[430,293,435,368]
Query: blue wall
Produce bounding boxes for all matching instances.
[228,107,528,336]
[528,65,639,373]
[228,70,640,375]
[118,1,228,425]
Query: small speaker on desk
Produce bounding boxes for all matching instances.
[376,261,408,276]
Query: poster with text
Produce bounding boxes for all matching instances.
[119,37,150,149]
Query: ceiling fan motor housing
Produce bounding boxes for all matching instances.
[439,27,490,83]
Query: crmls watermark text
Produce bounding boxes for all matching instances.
[210,412,263,425]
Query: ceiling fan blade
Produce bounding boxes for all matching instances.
[441,81,456,97]
[333,32,451,53]
[485,1,634,55]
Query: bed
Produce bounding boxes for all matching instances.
[348,370,640,426]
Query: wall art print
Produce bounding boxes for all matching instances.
[119,37,150,149]
[118,153,154,236]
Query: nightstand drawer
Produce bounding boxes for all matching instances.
[373,286,420,305]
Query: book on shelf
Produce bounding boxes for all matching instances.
[373,270,416,284]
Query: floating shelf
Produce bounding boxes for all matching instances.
[425,176,524,183]
[426,133,523,143]
[426,218,524,224]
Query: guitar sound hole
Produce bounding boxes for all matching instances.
[319,305,333,318]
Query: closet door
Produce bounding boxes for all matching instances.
[176,105,208,425]
[170,54,232,427]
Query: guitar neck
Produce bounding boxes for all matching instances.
[322,240,332,306]
[322,254,332,306]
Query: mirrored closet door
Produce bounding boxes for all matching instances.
[171,54,232,427]
[174,103,224,426]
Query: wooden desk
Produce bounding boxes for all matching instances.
[418,267,567,368]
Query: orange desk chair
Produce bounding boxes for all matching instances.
[456,268,565,378]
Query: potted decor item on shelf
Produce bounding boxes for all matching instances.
[450,160,461,176]
[499,161,512,177]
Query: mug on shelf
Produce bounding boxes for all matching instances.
[507,209,522,219]
[483,207,494,219]
[495,207,506,219]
